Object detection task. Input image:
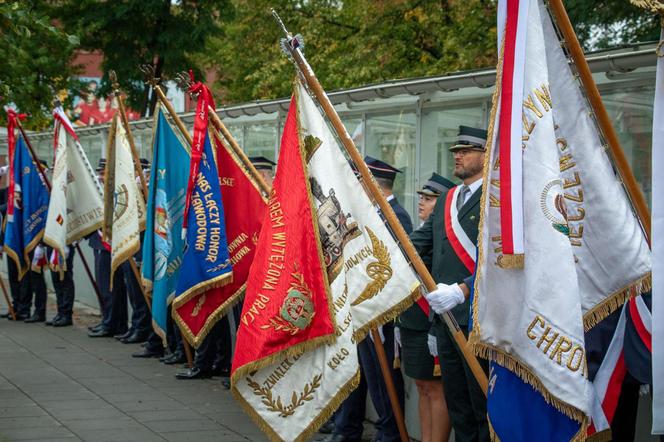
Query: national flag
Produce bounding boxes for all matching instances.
[44,107,104,271]
[4,115,50,279]
[102,113,146,287]
[231,80,421,441]
[651,25,664,436]
[471,0,651,438]
[173,126,267,347]
[141,105,190,339]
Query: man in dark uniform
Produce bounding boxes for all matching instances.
[324,156,409,442]
[248,156,276,188]
[87,159,128,337]
[44,244,77,327]
[410,126,489,442]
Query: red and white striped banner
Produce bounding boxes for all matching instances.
[497,0,529,267]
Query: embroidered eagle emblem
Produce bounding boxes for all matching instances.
[351,227,393,306]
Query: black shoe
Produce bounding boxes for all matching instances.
[211,364,231,377]
[132,347,164,358]
[45,315,62,326]
[318,419,335,435]
[121,331,149,344]
[53,317,73,327]
[114,330,132,340]
[24,314,46,323]
[163,351,186,365]
[221,378,231,389]
[87,322,103,331]
[88,328,112,337]
[0,312,11,318]
[158,352,173,363]
[315,435,360,442]
[175,366,212,380]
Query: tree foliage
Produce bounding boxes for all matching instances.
[0,1,79,129]
[52,0,231,115]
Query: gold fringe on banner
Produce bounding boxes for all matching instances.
[629,0,664,13]
[496,253,524,269]
[433,364,441,377]
[587,429,613,442]
[583,272,651,330]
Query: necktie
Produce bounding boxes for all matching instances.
[457,185,469,211]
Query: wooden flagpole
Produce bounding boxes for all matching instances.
[271,11,490,410]
[108,72,153,313]
[206,109,272,196]
[548,0,652,245]
[16,120,105,311]
[0,277,17,320]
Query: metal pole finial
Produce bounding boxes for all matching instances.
[109,70,120,94]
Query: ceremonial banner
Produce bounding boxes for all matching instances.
[141,106,189,338]
[173,128,267,347]
[4,134,50,279]
[171,130,233,340]
[471,0,650,436]
[44,108,104,269]
[232,82,420,442]
[651,26,664,435]
[102,114,146,286]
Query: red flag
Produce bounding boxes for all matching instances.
[173,130,268,347]
[232,96,335,375]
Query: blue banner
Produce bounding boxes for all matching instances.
[488,362,581,442]
[4,135,50,279]
[175,131,232,300]
[141,109,189,337]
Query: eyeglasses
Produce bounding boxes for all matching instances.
[452,148,483,156]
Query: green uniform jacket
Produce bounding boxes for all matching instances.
[409,186,481,328]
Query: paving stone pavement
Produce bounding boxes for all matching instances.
[0,305,269,442]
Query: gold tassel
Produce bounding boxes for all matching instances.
[433,364,441,377]
[497,253,524,269]
[393,357,400,369]
[629,0,664,13]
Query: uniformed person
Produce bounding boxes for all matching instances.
[397,172,454,442]
[87,159,128,337]
[410,126,489,442]
[248,156,276,187]
[325,156,408,442]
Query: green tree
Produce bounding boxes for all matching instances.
[200,0,658,105]
[52,0,231,115]
[0,1,79,129]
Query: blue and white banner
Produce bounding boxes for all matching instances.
[141,106,189,338]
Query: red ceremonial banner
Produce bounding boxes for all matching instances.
[173,128,268,347]
[232,95,336,376]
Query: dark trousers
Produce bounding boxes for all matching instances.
[94,249,127,334]
[7,257,29,316]
[357,323,404,442]
[50,248,76,320]
[26,269,47,318]
[436,324,489,442]
[166,306,184,354]
[194,316,232,371]
[121,262,150,335]
[333,364,367,440]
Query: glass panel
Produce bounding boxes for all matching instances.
[244,123,277,162]
[365,111,417,222]
[600,83,654,208]
[226,124,244,151]
[420,103,486,196]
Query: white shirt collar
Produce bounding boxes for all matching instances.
[465,178,483,195]
[386,194,395,202]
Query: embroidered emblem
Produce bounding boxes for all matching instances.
[247,373,322,418]
[261,267,315,335]
[540,179,569,236]
[351,227,393,306]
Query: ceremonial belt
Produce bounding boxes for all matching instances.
[444,186,477,274]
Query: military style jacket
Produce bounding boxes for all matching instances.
[409,185,481,328]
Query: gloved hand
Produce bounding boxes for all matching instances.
[427,333,438,357]
[425,282,465,314]
[34,245,45,261]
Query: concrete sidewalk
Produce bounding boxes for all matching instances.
[0,308,267,441]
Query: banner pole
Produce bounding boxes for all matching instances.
[272,10,489,397]
[548,0,651,244]
[0,276,17,320]
[16,120,105,311]
[207,108,272,196]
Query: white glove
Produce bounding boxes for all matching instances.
[427,333,438,357]
[425,282,465,314]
